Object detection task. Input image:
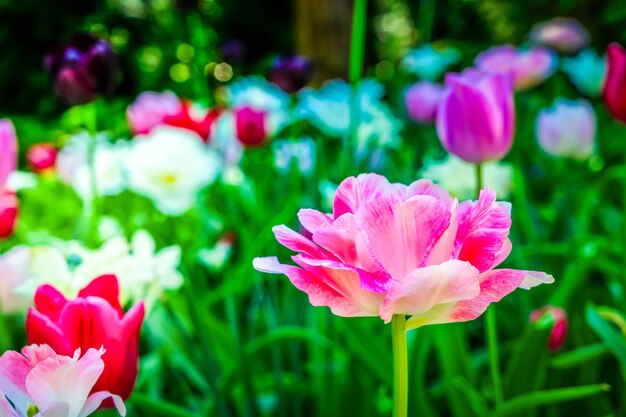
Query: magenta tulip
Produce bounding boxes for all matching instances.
[404,81,445,124]
[436,69,515,163]
[531,306,568,352]
[0,119,18,239]
[603,43,626,124]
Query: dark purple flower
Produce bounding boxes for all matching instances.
[218,39,247,63]
[44,34,118,106]
[268,55,314,94]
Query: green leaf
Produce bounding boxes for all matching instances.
[495,384,610,417]
[585,305,626,380]
[550,344,610,369]
[449,377,493,417]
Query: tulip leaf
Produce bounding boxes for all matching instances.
[585,304,626,380]
[494,384,610,417]
[131,393,198,417]
[550,343,610,369]
[449,377,493,417]
[503,320,551,401]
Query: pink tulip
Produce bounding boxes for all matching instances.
[475,45,556,91]
[0,119,18,239]
[436,69,515,163]
[0,344,126,417]
[404,81,445,124]
[530,306,568,351]
[253,174,553,327]
[127,91,183,135]
[529,17,590,54]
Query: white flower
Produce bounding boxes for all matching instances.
[15,230,183,310]
[273,137,316,175]
[126,126,221,215]
[57,132,128,201]
[420,155,514,200]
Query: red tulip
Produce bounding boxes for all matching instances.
[163,101,221,142]
[603,43,626,123]
[0,192,17,239]
[27,143,58,172]
[235,106,268,147]
[26,275,144,401]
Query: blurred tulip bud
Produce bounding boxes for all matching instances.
[529,17,590,54]
[436,69,515,163]
[44,34,118,105]
[536,98,595,160]
[404,81,445,124]
[268,55,314,94]
[603,43,626,124]
[530,306,568,352]
[235,106,268,146]
[27,144,58,172]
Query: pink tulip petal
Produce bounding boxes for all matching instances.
[253,257,382,316]
[37,402,70,417]
[311,213,391,290]
[456,189,511,272]
[272,225,325,258]
[79,392,126,417]
[26,348,105,417]
[447,268,527,322]
[423,200,459,266]
[518,270,554,289]
[379,260,480,323]
[333,173,393,218]
[0,389,19,417]
[297,209,332,235]
[356,194,451,279]
[0,344,58,416]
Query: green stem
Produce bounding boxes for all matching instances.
[349,0,367,85]
[342,0,368,175]
[475,162,483,197]
[82,102,99,246]
[391,315,408,417]
[476,162,504,406]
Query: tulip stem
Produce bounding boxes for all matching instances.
[83,102,100,246]
[391,314,408,417]
[475,162,483,197]
[476,162,504,407]
[349,0,367,85]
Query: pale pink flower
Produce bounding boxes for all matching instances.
[253,174,553,328]
[126,91,182,135]
[0,246,30,314]
[529,17,590,54]
[475,45,557,91]
[0,344,125,417]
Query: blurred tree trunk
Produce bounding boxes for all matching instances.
[295,0,352,83]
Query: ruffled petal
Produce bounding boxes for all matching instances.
[379,260,480,323]
[356,194,451,279]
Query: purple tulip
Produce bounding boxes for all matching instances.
[268,55,314,94]
[404,81,445,124]
[44,34,118,106]
[536,98,595,160]
[436,69,515,163]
